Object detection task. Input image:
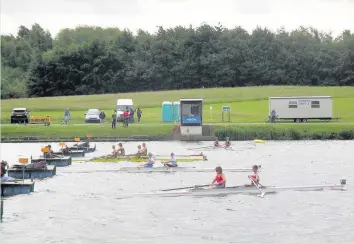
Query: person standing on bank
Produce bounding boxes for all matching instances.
[99,110,106,127]
[137,108,142,122]
[123,108,130,127]
[129,108,135,123]
[112,110,117,129]
[270,109,277,123]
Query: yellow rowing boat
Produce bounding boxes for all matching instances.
[89,154,207,163]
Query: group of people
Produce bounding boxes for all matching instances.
[112,108,143,129]
[211,165,260,189]
[139,152,178,168]
[110,143,148,157]
[214,137,231,148]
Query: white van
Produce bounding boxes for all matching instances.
[116,99,134,121]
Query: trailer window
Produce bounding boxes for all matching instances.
[288,101,297,108]
[311,101,320,108]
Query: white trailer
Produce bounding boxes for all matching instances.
[269,96,338,123]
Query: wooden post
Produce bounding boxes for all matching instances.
[19,157,28,182]
[59,142,65,156]
[41,147,49,165]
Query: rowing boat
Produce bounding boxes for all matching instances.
[119,166,261,173]
[89,154,207,163]
[53,150,85,157]
[119,179,347,198]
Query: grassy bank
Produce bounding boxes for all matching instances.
[0,124,174,138]
[2,123,354,141]
[2,86,354,123]
[214,124,354,140]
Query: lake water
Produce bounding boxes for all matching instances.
[0,141,353,244]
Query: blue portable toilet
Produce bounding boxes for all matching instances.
[172,101,180,122]
[162,101,173,122]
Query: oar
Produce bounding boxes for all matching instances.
[160,184,211,192]
[248,176,265,198]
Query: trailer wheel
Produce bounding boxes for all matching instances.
[302,119,307,123]
[295,119,301,123]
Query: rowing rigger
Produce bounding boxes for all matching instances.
[118,165,262,173]
[117,179,347,199]
[59,166,262,174]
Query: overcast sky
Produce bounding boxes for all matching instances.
[1,0,353,37]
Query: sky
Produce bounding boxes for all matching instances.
[1,0,353,37]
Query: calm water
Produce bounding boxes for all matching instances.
[0,141,353,244]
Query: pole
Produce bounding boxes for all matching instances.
[210,106,212,121]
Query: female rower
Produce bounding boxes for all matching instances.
[164,152,178,167]
[212,166,226,188]
[245,165,262,187]
[117,143,125,156]
[224,137,231,148]
[139,153,155,168]
[141,143,148,156]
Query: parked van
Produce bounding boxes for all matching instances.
[116,99,134,122]
[269,96,336,123]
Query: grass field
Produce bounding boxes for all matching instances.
[0,124,174,138]
[2,86,354,124]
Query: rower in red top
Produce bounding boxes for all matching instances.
[245,165,262,187]
[211,166,226,188]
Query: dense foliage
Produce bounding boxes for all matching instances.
[215,126,354,141]
[1,24,354,98]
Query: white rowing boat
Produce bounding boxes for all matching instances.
[119,166,261,173]
[118,179,347,198]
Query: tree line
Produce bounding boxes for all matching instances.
[1,24,353,98]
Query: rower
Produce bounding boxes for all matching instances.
[211,166,226,188]
[117,143,125,156]
[111,145,118,157]
[245,165,262,187]
[224,137,231,148]
[63,145,70,153]
[139,153,155,168]
[163,152,178,167]
[214,138,220,147]
[135,145,143,157]
[141,143,148,156]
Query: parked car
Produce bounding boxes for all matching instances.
[11,108,30,123]
[116,99,134,122]
[85,109,101,123]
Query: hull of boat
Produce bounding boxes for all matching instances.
[134,184,346,198]
[90,156,206,163]
[119,167,258,173]
[53,150,85,157]
[69,146,96,153]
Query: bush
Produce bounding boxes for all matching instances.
[214,125,354,141]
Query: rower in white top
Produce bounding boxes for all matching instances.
[163,152,178,167]
[138,152,155,168]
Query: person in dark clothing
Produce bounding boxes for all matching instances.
[112,110,117,129]
[1,161,8,177]
[137,108,142,122]
[129,108,134,123]
[99,110,106,127]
